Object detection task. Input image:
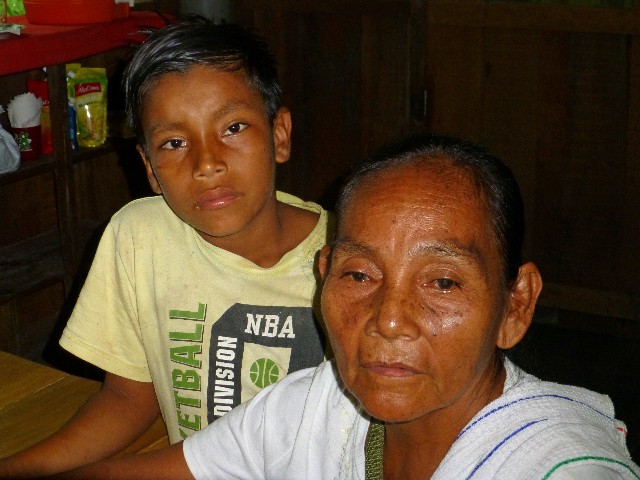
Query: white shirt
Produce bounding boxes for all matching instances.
[183,359,639,479]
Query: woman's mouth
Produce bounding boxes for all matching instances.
[364,361,420,377]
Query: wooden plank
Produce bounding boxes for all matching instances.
[477,27,540,250]
[425,22,483,140]
[0,351,66,411]
[0,157,54,187]
[538,283,639,320]
[621,36,640,294]
[0,230,64,304]
[0,375,100,457]
[428,2,640,35]
[548,33,628,290]
[0,303,17,353]
[235,0,413,15]
[0,351,168,458]
[0,173,58,247]
[361,12,413,150]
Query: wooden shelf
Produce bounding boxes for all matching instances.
[0,219,104,305]
[0,138,136,187]
[71,142,121,165]
[0,156,54,186]
[0,230,64,304]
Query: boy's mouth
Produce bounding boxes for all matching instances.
[196,187,240,210]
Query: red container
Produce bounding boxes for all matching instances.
[24,0,129,25]
[11,125,41,161]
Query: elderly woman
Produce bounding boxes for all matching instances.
[54,134,638,479]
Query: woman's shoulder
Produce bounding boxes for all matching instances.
[443,359,639,479]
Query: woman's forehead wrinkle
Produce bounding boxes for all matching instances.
[331,237,376,257]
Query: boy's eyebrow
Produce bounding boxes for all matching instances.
[145,121,184,136]
[144,101,255,136]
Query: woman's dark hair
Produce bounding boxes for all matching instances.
[123,15,281,143]
[336,133,525,287]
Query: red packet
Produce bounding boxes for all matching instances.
[27,79,53,156]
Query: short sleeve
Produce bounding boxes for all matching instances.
[182,366,322,479]
[59,221,151,381]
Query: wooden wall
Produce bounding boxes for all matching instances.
[425,2,640,325]
[234,0,427,204]
[235,0,640,331]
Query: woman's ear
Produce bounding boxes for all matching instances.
[318,245,332,281]
[137,144,162,194]
[496,262,543,350]
[273,107,292,165]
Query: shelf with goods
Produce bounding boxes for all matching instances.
[0,11,168,360]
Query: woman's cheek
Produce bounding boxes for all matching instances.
[420,297,466,337]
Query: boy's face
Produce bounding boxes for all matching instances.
[138,65,291,247]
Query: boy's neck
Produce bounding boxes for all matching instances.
[199,200,319,268]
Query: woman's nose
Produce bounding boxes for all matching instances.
[367,283,421,340]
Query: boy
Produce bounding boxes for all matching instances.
[0,16,330,477]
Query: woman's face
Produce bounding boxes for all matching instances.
[320,162,511,425]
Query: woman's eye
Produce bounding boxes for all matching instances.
[224,122,248,135]
[161,139,186,150]
[345,271,368,282]
[434,278,457,291]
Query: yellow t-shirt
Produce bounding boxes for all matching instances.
[60,192,331,443]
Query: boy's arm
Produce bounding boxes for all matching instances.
[0,372,160,478]
[46,442,193,480]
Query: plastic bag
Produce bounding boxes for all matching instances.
[73,67,108,148]
[0,125,21,174]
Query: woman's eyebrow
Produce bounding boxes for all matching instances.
[411,240,492,278]
[410,240,482,262]
[332,237,482,262]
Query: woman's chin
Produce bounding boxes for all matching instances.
[358,394,429,424]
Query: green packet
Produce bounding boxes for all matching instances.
[73,67,108,148]
[7,0,26,16]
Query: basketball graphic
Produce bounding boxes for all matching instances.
[249,358,280,388]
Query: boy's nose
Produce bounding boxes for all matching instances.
[366,283,421,340]
[194,143,227,176]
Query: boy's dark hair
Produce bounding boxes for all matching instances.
[335,133,525,288]
[123,15,282,143]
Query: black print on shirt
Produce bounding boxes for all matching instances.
[207,303,325,424]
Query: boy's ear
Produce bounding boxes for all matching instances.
[273,107,292,165]
[496,262,543,350]
[318,245,332,280]
[137,144,162,194]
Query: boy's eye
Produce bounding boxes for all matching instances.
[224,122,248,135]
[161,139,187,150]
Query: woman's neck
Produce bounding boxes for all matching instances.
[381,365,507,480]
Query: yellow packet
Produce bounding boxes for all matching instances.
[73,67,108,147]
